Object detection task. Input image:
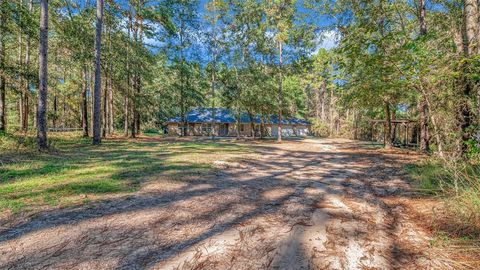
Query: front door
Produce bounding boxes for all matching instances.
[219,124,229,136]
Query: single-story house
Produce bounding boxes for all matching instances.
[165,108,311,137]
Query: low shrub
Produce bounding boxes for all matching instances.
[309,118,330,138]
[143,128,160,134]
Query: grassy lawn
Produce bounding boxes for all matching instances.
[0,132,252,214]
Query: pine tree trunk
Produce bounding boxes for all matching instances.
[108,66,113,134]
[353,110,359,140]
[130,103,136,138]
[124,96,129,137]
[457,0,477,154]
[22,0,33,132]
[329,90,334,136]
[53,94,57,128]
[464,0,478,53]
[92,0,103,145]
[18,15,24,131]
[419,99,429,152]
[62,96,66,127]
[391,108,396,144]
[236,115,240,139]
[419,0,427,36]
[248,112,255,139]
[102,72,108,138]
[135,81,140,135]
[0,10,6,133]
[90,67,94,132]
[131,13,142,136]
[320,81,326,121]
[130,73,136,138]
[384,101,392,149]
[211,57,216,140]
[107,23,114,135]
[37,0,49,150]
[124,11,131,137]
[418,0,430,153]
[81,66,89,137]
[277,41,283,143]
[102,24,108,138]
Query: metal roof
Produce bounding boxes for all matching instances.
[166,108,310,125]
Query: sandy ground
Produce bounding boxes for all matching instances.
[0,138,455,269]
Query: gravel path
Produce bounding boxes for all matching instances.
[0,139,453,269]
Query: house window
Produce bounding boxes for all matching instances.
[202,124,212,134]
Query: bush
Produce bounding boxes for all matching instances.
[310,118,330,138]
[466,129,480,161]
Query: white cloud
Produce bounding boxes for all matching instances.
[313,30,339,53]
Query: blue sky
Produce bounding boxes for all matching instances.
[87,0,338,61]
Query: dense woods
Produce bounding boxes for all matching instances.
[0,0,479,159]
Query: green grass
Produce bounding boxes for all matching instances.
[405,158,480,237]
[0,132,251,213]
[406,160,480,194]
[405,161,450,194]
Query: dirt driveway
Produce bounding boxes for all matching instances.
[0,139,452,269]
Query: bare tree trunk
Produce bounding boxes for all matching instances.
[277,41,283,143]
[132,73,138,137]
[353,110,358,140]
[320,81,326,121]
[236,115,240,139]
[18,9,24,131]
[107,23,114,135]
[62,96,66,127]
[384,101,392,149]
[391,108,397,144]
[329,90,334,136]
[419,0,427,36]
[0,9,6,133]
[260,117,264,139]
[457,0,477,154]
[247,112,255,139]
[102,23,109,138]
[130,102,136,138]
[90,67,94,132]
[81,66,89,137]
[124,11,131,137]
[132,14,143,136]
[123,96,129,137]
[464,0,478,53]
[102,72,108,138]
[33,104,37,129]
[419,99,429,152]
[37,0,49,150]
[417,0,430,153]
[53,93,57,128]
[92,0,103,145]
[108,66,113,134]
[22,0,33,132]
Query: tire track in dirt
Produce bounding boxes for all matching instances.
[0,139,453,269]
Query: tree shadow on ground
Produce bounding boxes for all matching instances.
[0,138,250,213]
[0,139,427,269]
